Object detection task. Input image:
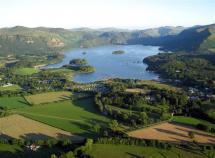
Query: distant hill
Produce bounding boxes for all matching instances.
[1,24,214,56]
[133,24,215,53]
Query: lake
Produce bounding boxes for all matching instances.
[46,45,160,83]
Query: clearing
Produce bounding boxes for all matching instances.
[0,85,21,91]
[0,114,83,141]
[128,122,215,144]
[24,91,72,105]
[12,68,40,76]
[137,80,181,92]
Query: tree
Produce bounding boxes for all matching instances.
[92,124,101,133]
[0,107,9,117]
[50,154,58,158]
[188,131,195,139]
[139,112,148,125]
[108,120,119,132]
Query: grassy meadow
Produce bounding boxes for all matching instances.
[172,116,215,129]
[24,91,72,105]
[13,98,110,138]
[89,144,208,158]
[0,96,29,109]
[0,85,22,91]
[12,68,40,75]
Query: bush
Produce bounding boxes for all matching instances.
[46,139,58,148]
[196,123,209,131]
[188,131,195,139]
[36,140,45,146]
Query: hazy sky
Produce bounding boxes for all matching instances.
[0,0,214,29]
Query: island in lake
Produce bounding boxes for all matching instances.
[69,58,87,66]
[112,50,125,55]
[63,58,95,73]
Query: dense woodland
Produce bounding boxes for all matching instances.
[94,79,188,127]
[144,52,215,89]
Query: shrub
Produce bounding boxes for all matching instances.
[188,131,195,139]
[46,139,58,148]
[196,123,209,131]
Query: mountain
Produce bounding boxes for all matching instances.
[136,24,215,53]
[0,26,107,55]
[0,25,186,56]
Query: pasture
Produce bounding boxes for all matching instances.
[125,88,150,94]
[172,116,215,129]
[12,68,40,75]
[0,114,82,141]
[137,80,181,92]
[14,98,110,138]
[128,122,215,144]
[24,91,72,105]
[0,85,21,91]
[0,96,29,109]
[89,144,207,158]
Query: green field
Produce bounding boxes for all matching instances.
[172,116,215,129]
[0,144,22,153]
[0,96,29,109]
[0,85,22,91]
[137,80,181,92]
[24,91,72,105]
[12,68,40,75]
[13,98,110,137]
[89,144,207,158]
[46,68,74,79]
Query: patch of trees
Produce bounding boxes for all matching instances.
[94,86,187,127]
[144,52,215,89]
[0,68,73,94]
[64,58,95,73]
[112,50,125,55]
[69,59,87,66]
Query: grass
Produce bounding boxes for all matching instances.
[172,116,215,129]
[137,80,180,92]
[89,144,207,158]
[12,68,40,75]
[0,85,21,91]
[200,101,215,120]
[13,98,110,138]
[0,96,29,109]
[0,144,22,153]
[24,91,72,105]
[46,68,74,79]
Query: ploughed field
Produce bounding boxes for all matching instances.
[0,114,83,141]
[128,122,215,144]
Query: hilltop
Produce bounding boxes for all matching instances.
[0,26,185,56]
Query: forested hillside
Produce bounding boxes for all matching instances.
[138,24,215,52]
[0,26,185,56]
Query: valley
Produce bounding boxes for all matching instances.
[0,24,215,158]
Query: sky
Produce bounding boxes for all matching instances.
[0,0,214,29]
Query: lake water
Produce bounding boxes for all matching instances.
[46,45,160,83]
